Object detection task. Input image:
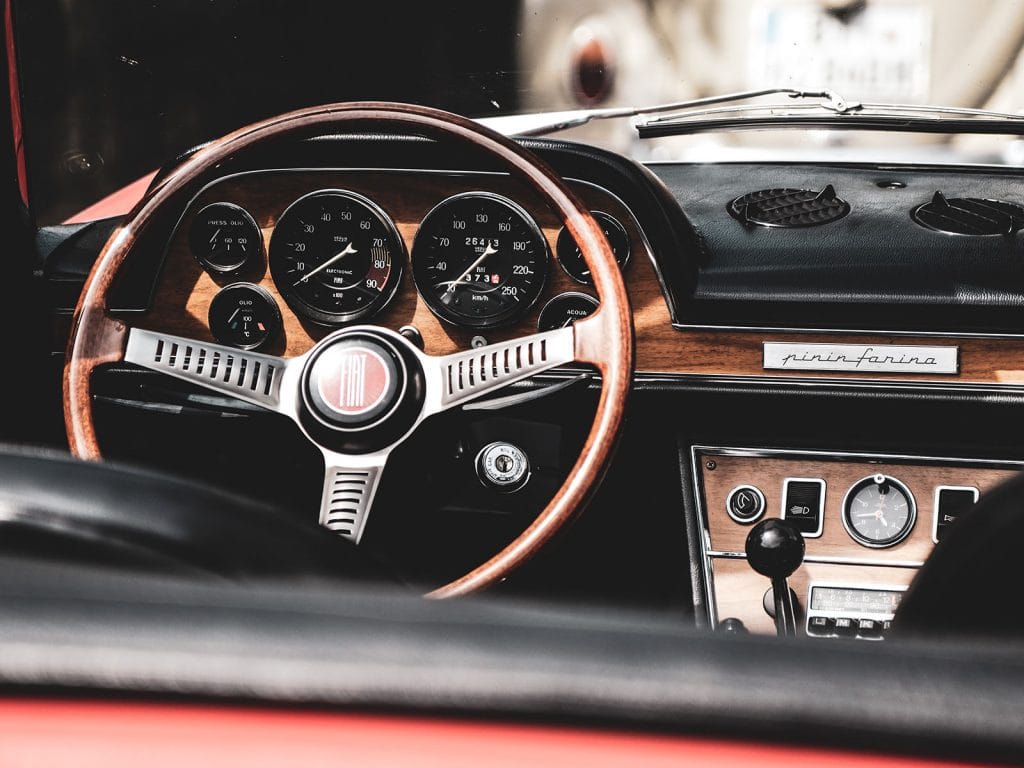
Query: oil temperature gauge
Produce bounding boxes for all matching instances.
[208,283,281,350]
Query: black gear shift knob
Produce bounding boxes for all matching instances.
[745,518,805,579]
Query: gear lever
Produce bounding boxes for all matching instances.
[745,518,805,637]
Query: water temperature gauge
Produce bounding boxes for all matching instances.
[208,283,281,350]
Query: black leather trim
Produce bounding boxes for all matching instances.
[652,161,1024,333]
[898,470,1024,638]
[0,560,1022,763]
[0,446,392,582]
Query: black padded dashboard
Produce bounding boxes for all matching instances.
[652,162,1024,333]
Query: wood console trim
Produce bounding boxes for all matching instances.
[692,448,1022,634]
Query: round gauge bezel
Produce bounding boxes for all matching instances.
[268,189,405,326]
[411,191,550,329]
[536,291,599,332]
[189,201,264,275]
[207,282,281,351]
[556,210,630,285]
[841,474,917,548]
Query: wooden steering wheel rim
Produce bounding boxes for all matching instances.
[63,102,634,598]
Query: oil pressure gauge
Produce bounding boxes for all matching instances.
[208,283,281,350]
[189,202,263,274]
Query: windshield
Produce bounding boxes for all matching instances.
[12,0,1024,224]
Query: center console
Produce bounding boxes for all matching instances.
[688,446,1021,637]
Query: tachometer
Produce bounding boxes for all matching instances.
[268,190,404,325]
[411,192,548,328]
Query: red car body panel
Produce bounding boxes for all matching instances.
[63,171,156,224]
[0,700,991,767]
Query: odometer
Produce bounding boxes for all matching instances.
[268,190,403,325]
[411,192,548,328]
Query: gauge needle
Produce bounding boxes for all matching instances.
[294,242,357,286]
[444,243,497,292]
[209,228,221,244]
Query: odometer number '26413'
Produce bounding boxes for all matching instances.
[411,192,549,329]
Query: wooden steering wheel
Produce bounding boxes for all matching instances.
[64,103,634,597]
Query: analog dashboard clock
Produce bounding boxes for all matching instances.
[411,192,549,328]
[842,474,917,548]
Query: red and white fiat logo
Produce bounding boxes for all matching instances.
[316,345,392,417]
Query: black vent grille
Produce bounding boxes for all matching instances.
[728,185,850,228]
[912,191,1024,236]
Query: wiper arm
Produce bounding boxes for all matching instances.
[636,94,1024,139]
[478,86,1024,140]
[476,87,860,138]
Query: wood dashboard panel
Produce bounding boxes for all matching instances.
[139,169,669,358]
[693,449,1021,634]
[136,167,1024,387]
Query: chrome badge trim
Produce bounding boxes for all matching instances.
[763,342,959,375]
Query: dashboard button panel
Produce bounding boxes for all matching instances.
[691,447,1021,636]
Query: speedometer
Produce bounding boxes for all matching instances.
[411,192,548,328]
[268,190,404,325]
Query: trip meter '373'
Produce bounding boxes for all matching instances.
[411,192,549,329]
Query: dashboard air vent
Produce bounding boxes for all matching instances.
[912,191,1024,236]
[728,185,850,228]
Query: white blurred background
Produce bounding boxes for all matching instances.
[517,0,1024,164]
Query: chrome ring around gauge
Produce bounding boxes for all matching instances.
[268,189,404,325]
[842,474,917,548]
[537,291,599,331]
[411,192,549,328]
[556,210,629,285]
[188,202,263,275]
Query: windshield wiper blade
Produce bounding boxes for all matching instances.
[477,86,1024,140]
[636,95,1024,139]
[476,87,858,138]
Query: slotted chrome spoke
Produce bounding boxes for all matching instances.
[425,326,576,413]
[317,451,388,544]
[123,328,293,412]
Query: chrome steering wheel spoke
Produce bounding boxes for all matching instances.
[123,324,581,547]
[317,450,389,544]
[123,328,299,414]
[422,326,577,415]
